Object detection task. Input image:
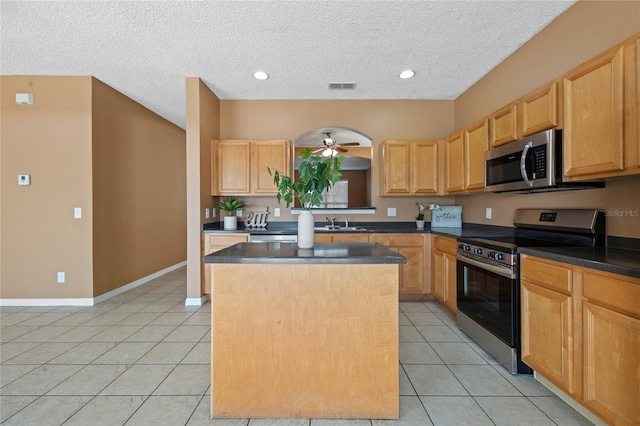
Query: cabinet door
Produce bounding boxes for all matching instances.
[445,132,464,193]
[413,141,439,194]
[582,301,640,426]
[314,234,334,243]
[332,234,369,243]
[444,252,457,314]
[522,81,559,137]
[252,140,289,194]
[398,247,424,294]
[464,118,489,192]
[218,141,251,194]
[521,279,576,395]
[383,141,411,194]
[432,250,445,302]
[563,47,624,178]
[490,103,519,147]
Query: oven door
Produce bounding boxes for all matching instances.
[456,254,518,347]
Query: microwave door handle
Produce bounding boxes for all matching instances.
[520,142,535,187]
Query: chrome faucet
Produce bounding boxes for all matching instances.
[326,217,337,227]
[344,218,350,227]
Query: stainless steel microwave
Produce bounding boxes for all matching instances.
[484,129,604,193]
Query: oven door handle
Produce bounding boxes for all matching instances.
[520,141,535,187]
[457,254,516,279]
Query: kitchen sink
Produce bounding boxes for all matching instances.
[314,226,368,232]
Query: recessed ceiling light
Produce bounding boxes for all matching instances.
[399,70,415,79]
[253,71,269,80]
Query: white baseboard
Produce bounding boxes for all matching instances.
[185,295,208,306]
[534,372,607,426]
[0,298,94,307]
[0,261,187,307]
[93,260,187,304]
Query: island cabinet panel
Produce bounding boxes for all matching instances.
[581,270,640,426]
[371,234,427,297]
[203,233,249,294]
[211,263,399,419]
[431,235,457,314]
[563,47,625,179]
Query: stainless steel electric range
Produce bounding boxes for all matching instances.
[456,209,605,374]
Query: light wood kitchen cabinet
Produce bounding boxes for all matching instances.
[520,255,577,397]
[521,254,640,425]
[213,139,290,195]
[581,269,640,426]
[445,118,488,194]
[490,103,519,147]
[382,140,439,195]
[431,235,457,314]
[371,234,427,297]
[203,233,249,294]
[563,47,625,179]
[315,233,370,243]
[445,132,464,193]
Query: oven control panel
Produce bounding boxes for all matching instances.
[457,242,515,267]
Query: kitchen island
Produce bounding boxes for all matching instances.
[203,242,405,419]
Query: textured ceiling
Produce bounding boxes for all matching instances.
[1,1,576,129]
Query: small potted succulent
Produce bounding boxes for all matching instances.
[415,202,426,230]
[219,198,245,230]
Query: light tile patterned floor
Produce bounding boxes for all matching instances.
[0,266,594,425]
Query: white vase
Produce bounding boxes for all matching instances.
[297,209,315,249]
[223,216,237,231]
[416,220,425,230]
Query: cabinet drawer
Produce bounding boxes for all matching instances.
[433,235,457,254]
[582,269,640,317]
[206,234,249,247]
[332,234,370,243]
[521,255,573,294]
[371,234,423,247]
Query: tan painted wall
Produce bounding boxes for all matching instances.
[454,0,640,238]
[186,78,220,299]
[219,100,457,222]
[91,78,187,297]
[0,76,94,298]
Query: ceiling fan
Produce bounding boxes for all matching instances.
[311,132,360,156]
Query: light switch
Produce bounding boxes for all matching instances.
[274,208,281,217]
[205,208,210,219]
[387,207,396,217]
[486,208,492,219]
[57,272,65,283]
[18,175,31,185]
[74,208,82,219]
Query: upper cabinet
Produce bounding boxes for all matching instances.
[213,139,290,196]
[445,118,488,194]
[490,80,560,148]
[382,140,439,195]
[563,35,640,181]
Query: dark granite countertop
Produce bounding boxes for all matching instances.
[203,242,407,265]
[518,246,640,279]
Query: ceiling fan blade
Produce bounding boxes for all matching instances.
[336,146,348,153]
[338,142,360,147]
[311,147,324,154]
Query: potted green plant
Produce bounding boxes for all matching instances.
[218,198,245,230]
[269,148,343,248]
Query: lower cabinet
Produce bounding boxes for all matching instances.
[370,234,428,297]
[315,233,369,243]
[203,233,249,294]
[431,235,457,313]
[521,254,640,426]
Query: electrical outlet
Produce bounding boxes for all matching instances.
[18,174,31,185]
[486,208,492,219]
[274,208,281,217]
[74,208,82,219]
[387,207,396,217]
[57,272,65,283]
[236,209,243,217]
[205,208,210,219]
